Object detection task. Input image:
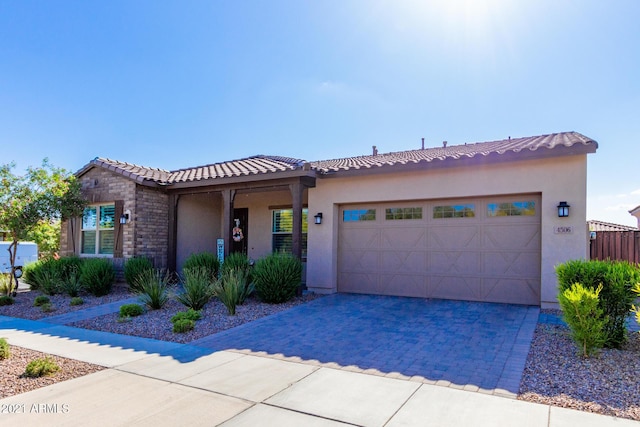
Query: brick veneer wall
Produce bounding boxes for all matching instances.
[134,186,169,269]
[60,167,169,277]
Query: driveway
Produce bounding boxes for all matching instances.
[192,293,539,396]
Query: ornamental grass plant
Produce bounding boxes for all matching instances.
[133,269,173,310]
[176,267,214,310]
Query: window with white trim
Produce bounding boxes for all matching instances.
[272,208,308,258]
[81,204,115,256]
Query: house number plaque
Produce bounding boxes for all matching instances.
[554,226,574,234]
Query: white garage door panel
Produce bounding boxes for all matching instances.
[338,196,541,305]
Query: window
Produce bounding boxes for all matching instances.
[343,209,376,222]
[487,201,536,217]
[433,204,475,219]
[272,208,308,258]
[385,207,422,220]
[81,204,115,255]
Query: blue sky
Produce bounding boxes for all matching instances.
[1,0,639,226]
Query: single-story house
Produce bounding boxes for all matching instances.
[60,131,598,308]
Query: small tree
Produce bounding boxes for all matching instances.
[0,159,86,294]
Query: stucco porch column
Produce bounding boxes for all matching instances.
[221,189,236,258]
[289,182,304,260]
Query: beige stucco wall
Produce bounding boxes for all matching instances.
[305,155,589,307]
[176,193,222,270]
[175,189,308,267]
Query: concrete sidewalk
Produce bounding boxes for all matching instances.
[0,316,637,426]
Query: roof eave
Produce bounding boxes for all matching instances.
[166,169,317,190]
[316,143,597,178]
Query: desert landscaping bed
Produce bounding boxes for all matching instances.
[0,346,104,399]
[519,322,640,421]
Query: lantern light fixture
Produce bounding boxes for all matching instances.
[314,212,323,225]
[557,201,570,218]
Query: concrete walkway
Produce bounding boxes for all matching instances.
[0,297,637,426]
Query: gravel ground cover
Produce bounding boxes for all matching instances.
[519,319,640,421]
[69,294,320,344]
[0,286,133,320]
[0,346,104,399]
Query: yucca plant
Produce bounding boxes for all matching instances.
[133,269,173,310]
[176,267,214,310]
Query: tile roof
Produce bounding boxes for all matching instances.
[168,155,307,183]
[311,131,597,173]
[588,220,639,232]
[82,155,307,185]
[86,158,172,184]
[80,132,597,186]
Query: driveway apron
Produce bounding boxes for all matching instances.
[192,293,539,396]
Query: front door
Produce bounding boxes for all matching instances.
[231,208,248,254]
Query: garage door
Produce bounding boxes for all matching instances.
[338,196,541,305]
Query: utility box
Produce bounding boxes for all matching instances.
[0,242,39,275]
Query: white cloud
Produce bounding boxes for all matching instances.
[631,188,640,195]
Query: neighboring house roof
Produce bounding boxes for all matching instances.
[311,131,597,174]
[630,205,640,215]
[77,131,597,187]
[588,220,639,232]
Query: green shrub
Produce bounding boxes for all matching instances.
[40,303,55,313]
[252,253,302,304]
[22,259,51,291]
[183,252,219,283]
[171,309,202,323]
[221,252,252,283]
[172,318,195,333]
[556,259,640,348]
[119,303,145,318]
[23,357,60,377]
[632,282,640,330]
[60,266,83,297]
[80,258,115,297]
[34,264,62,296]
[33,295,50,307]
[70,297,84,306]
[23,257,83,294]
[133,269,172,310]
[176,267,214,310]
[0,273,13,296]
[0,295,14,306]
[558,283,607,357]
[0,338,9,360]
[124,257,154,291]
[213,268,254,315]
[56,256,84,282]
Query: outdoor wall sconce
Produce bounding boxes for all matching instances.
[314,213,323,225]
[557,201,570,218]
[120,209,132,224]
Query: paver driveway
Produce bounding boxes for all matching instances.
[193,294,539,396]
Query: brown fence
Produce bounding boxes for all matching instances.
[590,231,640,263]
